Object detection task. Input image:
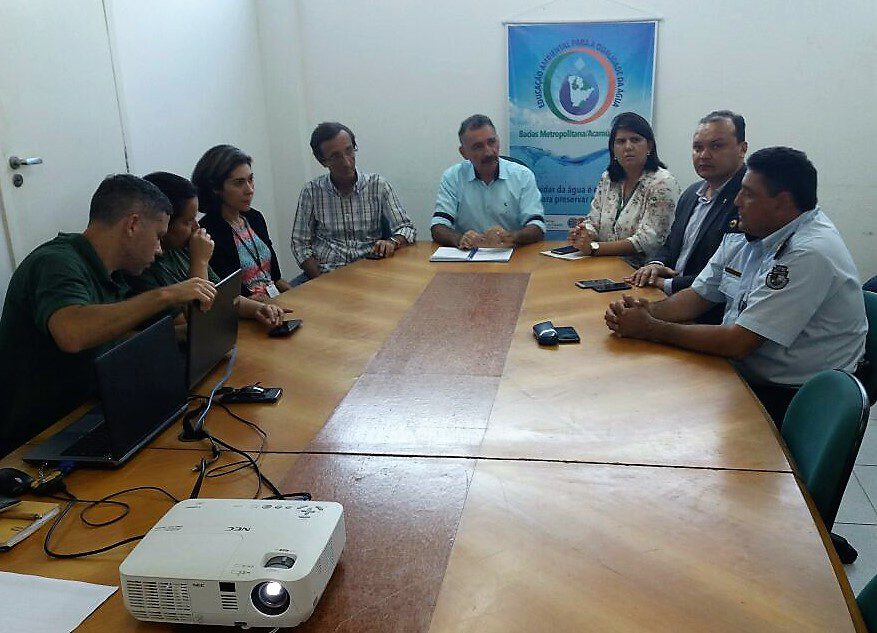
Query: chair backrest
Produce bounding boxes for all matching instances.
[781,369,869,528]
[861,290,877,401]
[858,574,877,632]
[500,154,529,167]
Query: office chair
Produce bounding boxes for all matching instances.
[781,369,870,564]
[860,291,877,403]
[499,154,529,167]
[858,574,877,632]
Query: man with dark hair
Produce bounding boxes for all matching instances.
[626,111,748,323]
[0,174,217,456]
[291,121,416,282]
[605,147,866,425]
[431,114,545,249]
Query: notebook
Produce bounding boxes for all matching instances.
[186,269,241,389]
[24,316,188,467]
[429,247,514,262]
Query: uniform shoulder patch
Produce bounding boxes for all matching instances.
[766,264,789,290]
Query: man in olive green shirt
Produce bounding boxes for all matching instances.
[0,175,217,457]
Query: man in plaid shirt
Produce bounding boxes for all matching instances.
[291,122,416,282]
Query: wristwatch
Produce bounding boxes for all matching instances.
[589,241,600,256]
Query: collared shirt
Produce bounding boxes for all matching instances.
[292,171,416,273]
[661,178,730,295]
[691,207,866,386]
[584,168,680,260]
[0,233,129,454]
[431,158,546,234]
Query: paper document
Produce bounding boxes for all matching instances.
[430,247,514,262]
[0,571,117,633]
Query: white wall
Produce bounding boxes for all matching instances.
[106,0,296,277]
[261,0,877,277]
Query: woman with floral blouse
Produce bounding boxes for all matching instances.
[569,112,680,265]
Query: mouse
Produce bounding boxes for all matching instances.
[0,467,34,497]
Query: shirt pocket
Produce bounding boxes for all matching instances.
[717,270,742,304]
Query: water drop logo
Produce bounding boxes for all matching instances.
[543,47,617,124]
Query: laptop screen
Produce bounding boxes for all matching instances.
[186,269,241,389]
[98,315,187,456]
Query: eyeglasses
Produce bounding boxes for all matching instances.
[226,173,255,188]
[324,147,357,165]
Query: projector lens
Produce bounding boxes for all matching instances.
[251,581,290,616]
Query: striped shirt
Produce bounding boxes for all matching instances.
[292,171,416,273]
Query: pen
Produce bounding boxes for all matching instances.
[467,248,478,260]
[2,511,45,520]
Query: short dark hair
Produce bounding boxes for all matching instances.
[191,144,252,215]
[310,122,357,162]
[458,114,495,143]
[89,174,171,225]
[746,147,817,211]
[606,112,666,182]
[699,110,746,143]
[143,172,197,223]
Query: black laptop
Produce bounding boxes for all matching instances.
[24,315,188,467]
[186,269,241,389]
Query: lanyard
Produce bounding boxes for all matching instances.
[234,217,266,269]
[615,180,640,223]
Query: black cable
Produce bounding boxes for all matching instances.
[44,486,180,559]
[207,434,283,499]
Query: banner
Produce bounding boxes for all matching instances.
[508,21,657,238]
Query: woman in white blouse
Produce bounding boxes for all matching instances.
[569,112,680,263]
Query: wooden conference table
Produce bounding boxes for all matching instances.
[0,242,864,632]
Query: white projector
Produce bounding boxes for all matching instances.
[119,498,345,628]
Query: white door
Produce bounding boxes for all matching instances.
[0,0,128,292]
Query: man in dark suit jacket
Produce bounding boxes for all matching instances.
[626,110,747,323]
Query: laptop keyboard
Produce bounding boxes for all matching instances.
[61,422,113,458]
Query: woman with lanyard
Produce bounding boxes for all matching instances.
[569,112,680,266]
[193,144,292,300]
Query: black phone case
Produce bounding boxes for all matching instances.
[592,282,631,292]
[221,387,283,404]
[551,245,579,255]
[269,319,302,337]
[554,326,580,343]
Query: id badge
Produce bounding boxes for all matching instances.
[266,282,281,298]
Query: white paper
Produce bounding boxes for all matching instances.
[430,246,514,262]
[0,571,117,633]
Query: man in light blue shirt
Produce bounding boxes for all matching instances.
[605,147,866,426]
[431,114,545,249]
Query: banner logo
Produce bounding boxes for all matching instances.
[539,46,619,124]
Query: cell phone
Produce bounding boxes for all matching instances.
[575,279,631,292]
[220,386,283,404]
[592,281,632,292]
[554,326,581,343]
[268,319,302,337]
[550,245,579,255]
[364,252,384,260]
[0,496,21,511]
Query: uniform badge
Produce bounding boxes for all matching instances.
[728,218,739,230]
[765,264,789,290]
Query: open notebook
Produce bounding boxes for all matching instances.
[429,247,514,262]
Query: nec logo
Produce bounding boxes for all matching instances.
[225,526,251,531]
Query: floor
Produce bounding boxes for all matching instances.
[835,412,877,595]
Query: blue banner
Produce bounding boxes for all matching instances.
[508,21,657,238]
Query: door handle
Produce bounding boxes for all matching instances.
[9,156,43,169]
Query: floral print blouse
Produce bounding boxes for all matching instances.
[583,167,680,259]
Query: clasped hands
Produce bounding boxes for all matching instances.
[567,220,597,252]
[458,225,514,250]
[604,294,656,339]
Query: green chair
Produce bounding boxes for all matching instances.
[781,369,870,564]
[861,290,877,403]
[859,574,877,631]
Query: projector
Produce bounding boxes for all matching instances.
[119,498,345,628]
